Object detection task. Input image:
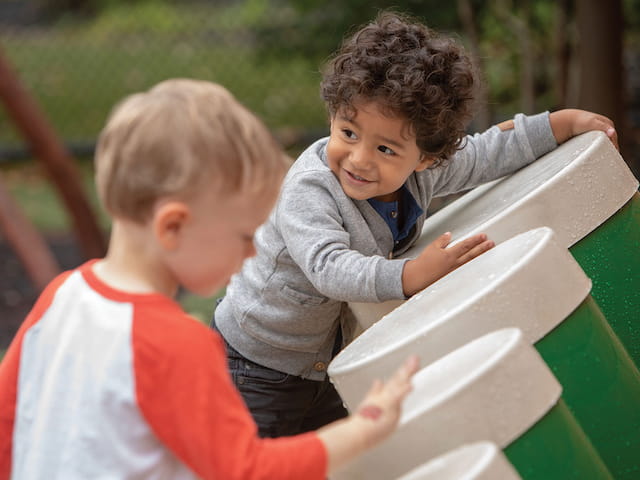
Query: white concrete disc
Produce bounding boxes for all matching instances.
[331,328,560,480]
[413,130,638,251]
[349,130,637,333]
[396,442,521,480]
[330,227,587,409]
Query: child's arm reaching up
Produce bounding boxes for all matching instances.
[317,355,420,474]
[400,107,617,298]
[401,232,494,297]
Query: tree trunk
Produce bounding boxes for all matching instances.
[0,47,106,260]
[493,0,536,114]
[457,0,492,129]
[575,0,628,159]
[553,0,572,109]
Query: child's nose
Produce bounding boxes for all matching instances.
[350,145,371,169]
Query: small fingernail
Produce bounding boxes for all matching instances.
[607,127,615,136]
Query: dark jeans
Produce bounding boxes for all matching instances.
[211,306,348,438]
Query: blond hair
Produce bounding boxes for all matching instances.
[95,78,289,223]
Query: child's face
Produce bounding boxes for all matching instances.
[163,185,278,297]
[326,101,434,202]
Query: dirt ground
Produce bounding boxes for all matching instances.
[0,234,83,350]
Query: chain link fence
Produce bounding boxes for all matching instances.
[0,0,332,163]
[2,0,640,169]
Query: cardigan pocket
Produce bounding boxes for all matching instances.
[281,284,329,306]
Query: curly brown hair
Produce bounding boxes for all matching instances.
[320,11,477,161]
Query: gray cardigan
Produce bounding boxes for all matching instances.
[216,112,557,380]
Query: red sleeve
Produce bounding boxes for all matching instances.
[132,302,328,480]
[0,271,73,480]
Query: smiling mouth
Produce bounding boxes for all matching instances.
[346,169,371,183]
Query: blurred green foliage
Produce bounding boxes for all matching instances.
[3,159,109,232]
[255,0,639,118]
[1,0,639,322]
[0,0,327,152]
[3,0,639,151]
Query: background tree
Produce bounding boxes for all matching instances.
[575,1,626,156]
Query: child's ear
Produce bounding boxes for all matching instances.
[415,154,437,172]
[153,201,190,250]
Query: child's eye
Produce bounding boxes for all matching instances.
[342,129,357,140]
[378,145,396,155]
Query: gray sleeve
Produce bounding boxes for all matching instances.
[427,111,558,196]
[276,171,407,302]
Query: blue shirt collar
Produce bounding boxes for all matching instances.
[368,186,424,244]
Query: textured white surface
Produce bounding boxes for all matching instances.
[412,130,638,250]
[349,130,638,332]
[396,442,521,480]
[331,329,560,480]
[329,227,587,410]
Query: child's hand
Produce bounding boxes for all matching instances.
[402,232,494,297]
[549,108,618,150]
[317,355,420,473]
[353,355,420,449]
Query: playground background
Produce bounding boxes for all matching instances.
[1,0,640,355]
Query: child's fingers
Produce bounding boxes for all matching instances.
[446,233,489,258]
[594,115,618,148]
[356,356,419,423]
[368,379,383,396]
[592,113,613,126]
[586,113,619,150]
[363,356,418,402]
[385,355,420,397]
[399,354,420,381]
[605,127,619,150]
[435,231,452,249]
[455,239,495,265]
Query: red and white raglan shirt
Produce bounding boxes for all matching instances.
[0,261,327,479]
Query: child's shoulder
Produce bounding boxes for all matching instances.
[290,136,331,171]
[284,137,336,185]
[130,302,224,379]
[133,300,214,350]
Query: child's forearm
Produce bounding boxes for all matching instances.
[316,355,419,475]
[316,416,370,474]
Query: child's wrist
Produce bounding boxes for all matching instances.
[401,259,419,297]
[549,109,578,144]
[349,411,381,451]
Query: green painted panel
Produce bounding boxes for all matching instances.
[505,398,612,480]
[570,192,640,366]
[536,296,640,480]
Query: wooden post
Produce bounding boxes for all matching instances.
[575,0,627,159]
[0,45,106,260]
[0,177,60,290]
